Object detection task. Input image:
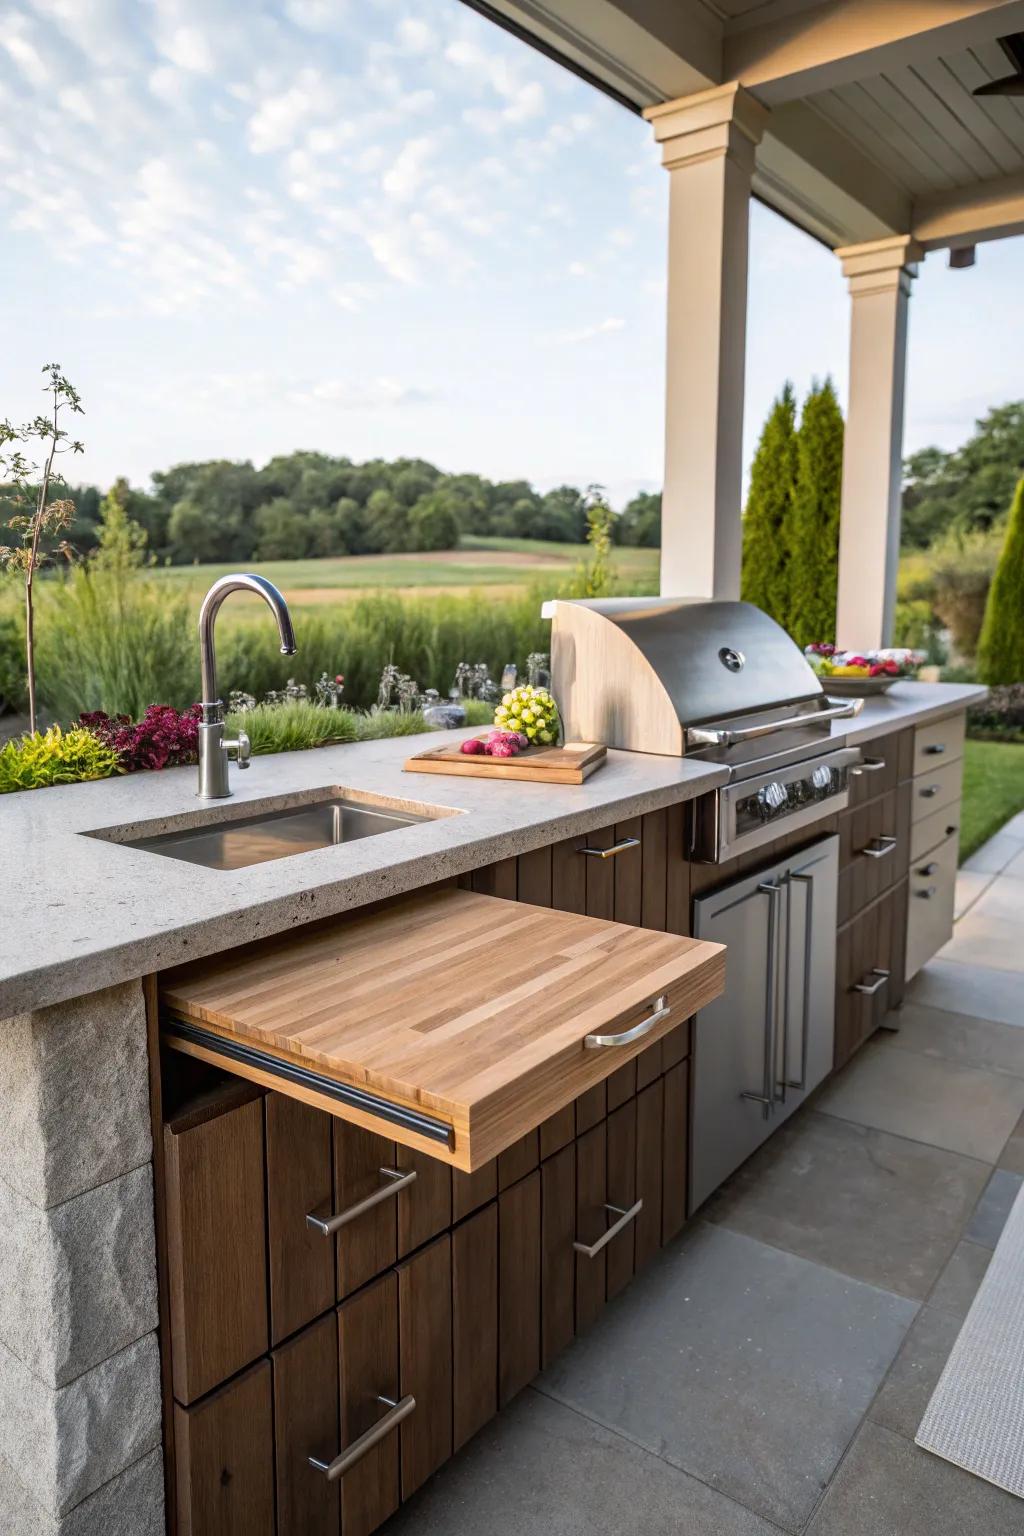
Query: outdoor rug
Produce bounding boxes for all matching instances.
[917,1184,1024,1498]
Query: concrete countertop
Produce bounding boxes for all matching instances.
[5,680,984,1019]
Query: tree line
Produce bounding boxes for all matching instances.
[29,453,660,565]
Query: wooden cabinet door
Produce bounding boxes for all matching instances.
[541,1144,576,1366]
[338,1272,401,1536]
[334,1120,398,1300]
[398,1235,453,1499]
[395,1144,452,1259]
[634,1079,664,1272]
[498,1172,541,1406]
[272,1312,339,1536]
[575,1121,608,1334]
[174,1360,274,1536]
[452,1158,497,1223]
[498,1129,540,1190]
[265,1093,334,1346]
[606,1100,637,1300]
[662,1060,689,1245]
[164,1092,268,1404]
[453,1203,498,1450]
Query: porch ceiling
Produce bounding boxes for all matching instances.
[471,0,1024,249]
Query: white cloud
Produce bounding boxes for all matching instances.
[567,261,589,278]
[247,69,324,153]
[284,0,340,33]
[158,24,214,74]
[446,37,544,134]
[396,18,435,55]
[545,317,626,346]
[3,16,51,88]
[288,376,432,409]
[382,135,436,201]
[58,86,96,123]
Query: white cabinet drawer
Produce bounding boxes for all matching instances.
[911,757,963,825]
[906,833,958,981]
[913,714,965,777]
[911,804,961,862]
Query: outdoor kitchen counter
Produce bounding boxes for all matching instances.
[1,729,728,1019]
[1,681,983,1020]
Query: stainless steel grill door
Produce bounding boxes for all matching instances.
[690,836,838,1212]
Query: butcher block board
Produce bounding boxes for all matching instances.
[405,738,606,784]
[160,888,725,1171]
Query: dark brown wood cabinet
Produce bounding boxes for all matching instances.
[398,1236,453,1498]
[272,1313,339,1536]
[453,1205,498,1451]
[338,1273,401,1536]
[174,1361,274,1536]
[265,1094,334,1346]
[498,1171,542,1406]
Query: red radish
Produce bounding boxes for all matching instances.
[460,738,484,755]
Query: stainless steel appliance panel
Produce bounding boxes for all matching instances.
[690,836,838,1211]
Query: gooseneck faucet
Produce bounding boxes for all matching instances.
[197,574,297,798]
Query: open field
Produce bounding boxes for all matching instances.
[959,739,1024,861]
[147,536,660,614]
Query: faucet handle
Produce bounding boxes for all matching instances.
[227,730,251,770]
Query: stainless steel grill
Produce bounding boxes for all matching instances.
[546,596,865,862]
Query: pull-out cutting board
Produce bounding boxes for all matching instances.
[161,888,724,1170]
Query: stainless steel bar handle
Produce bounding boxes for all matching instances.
[585,996,669,1049]
[786,871,814,1091]
[916,886,938,900]
[849,757,885,776]
[741,881,784,1120]
[309,1394,416,1481]
[306,1168,416,1237]
[579,837,641,859]
[573,1200,643,1259]
[861,835,898,860]
[919,784,940,798]
[687,697,863,748]
[917,862,939,876]
[853,968,890,996]
[925,743,946,755]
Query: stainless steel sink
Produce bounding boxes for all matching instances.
[119,797,434,870]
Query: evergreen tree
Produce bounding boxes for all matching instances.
[784,379,845,647]
[741,382,797,625]
[977,476,1024,684]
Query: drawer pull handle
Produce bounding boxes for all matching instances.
[306,1168,416,1237]
[918,862,939,876]
[920,785,940,798]
[853,968,890,997]
[850,757,886,776]
[925,743,946,755]
[946,824,958,836]
[579,837,641,860]
[573,1199,643,1259]
[860,836,897,860]
[309,1394,416,1480]
[585,995,669,1049]
[916,886,938,900]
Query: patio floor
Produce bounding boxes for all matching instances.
[383,818,1024,1536]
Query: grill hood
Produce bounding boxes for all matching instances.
[546,597,858,761]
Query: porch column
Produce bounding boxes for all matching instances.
[645,83,769,600]
[835,235,923,649]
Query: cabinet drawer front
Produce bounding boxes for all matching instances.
[272,1313,339,1536]
[453,1204,498,1449]
[164,1092,268,1405]
[906,835,958,981]
[398,1236,453,1499]
[911,803,961,862]
[914,714,965,776]
[912,757,963,824]
[339,1272,402,1536]
[848,733,900,806]
[174,1361,274,1536]
[265,1094,334,1346]
[161,888,724,1175]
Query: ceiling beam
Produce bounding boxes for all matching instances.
[473,0,721,107]
[725,0,1024,105]
[756,102,912,246]
[913,170,1024,248]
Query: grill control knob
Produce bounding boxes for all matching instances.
[758,780,788,817]
[811,764,833,793]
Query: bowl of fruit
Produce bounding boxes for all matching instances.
[805,644,923,695]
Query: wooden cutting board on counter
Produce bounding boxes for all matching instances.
[404,738,606,784]
[160,888,724,1171]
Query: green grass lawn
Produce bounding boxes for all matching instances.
[147,537,660,605]
[960,738,1024,861]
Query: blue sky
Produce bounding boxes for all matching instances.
[1,0,1021,509]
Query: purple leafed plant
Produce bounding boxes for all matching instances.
[81,704,202,772]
